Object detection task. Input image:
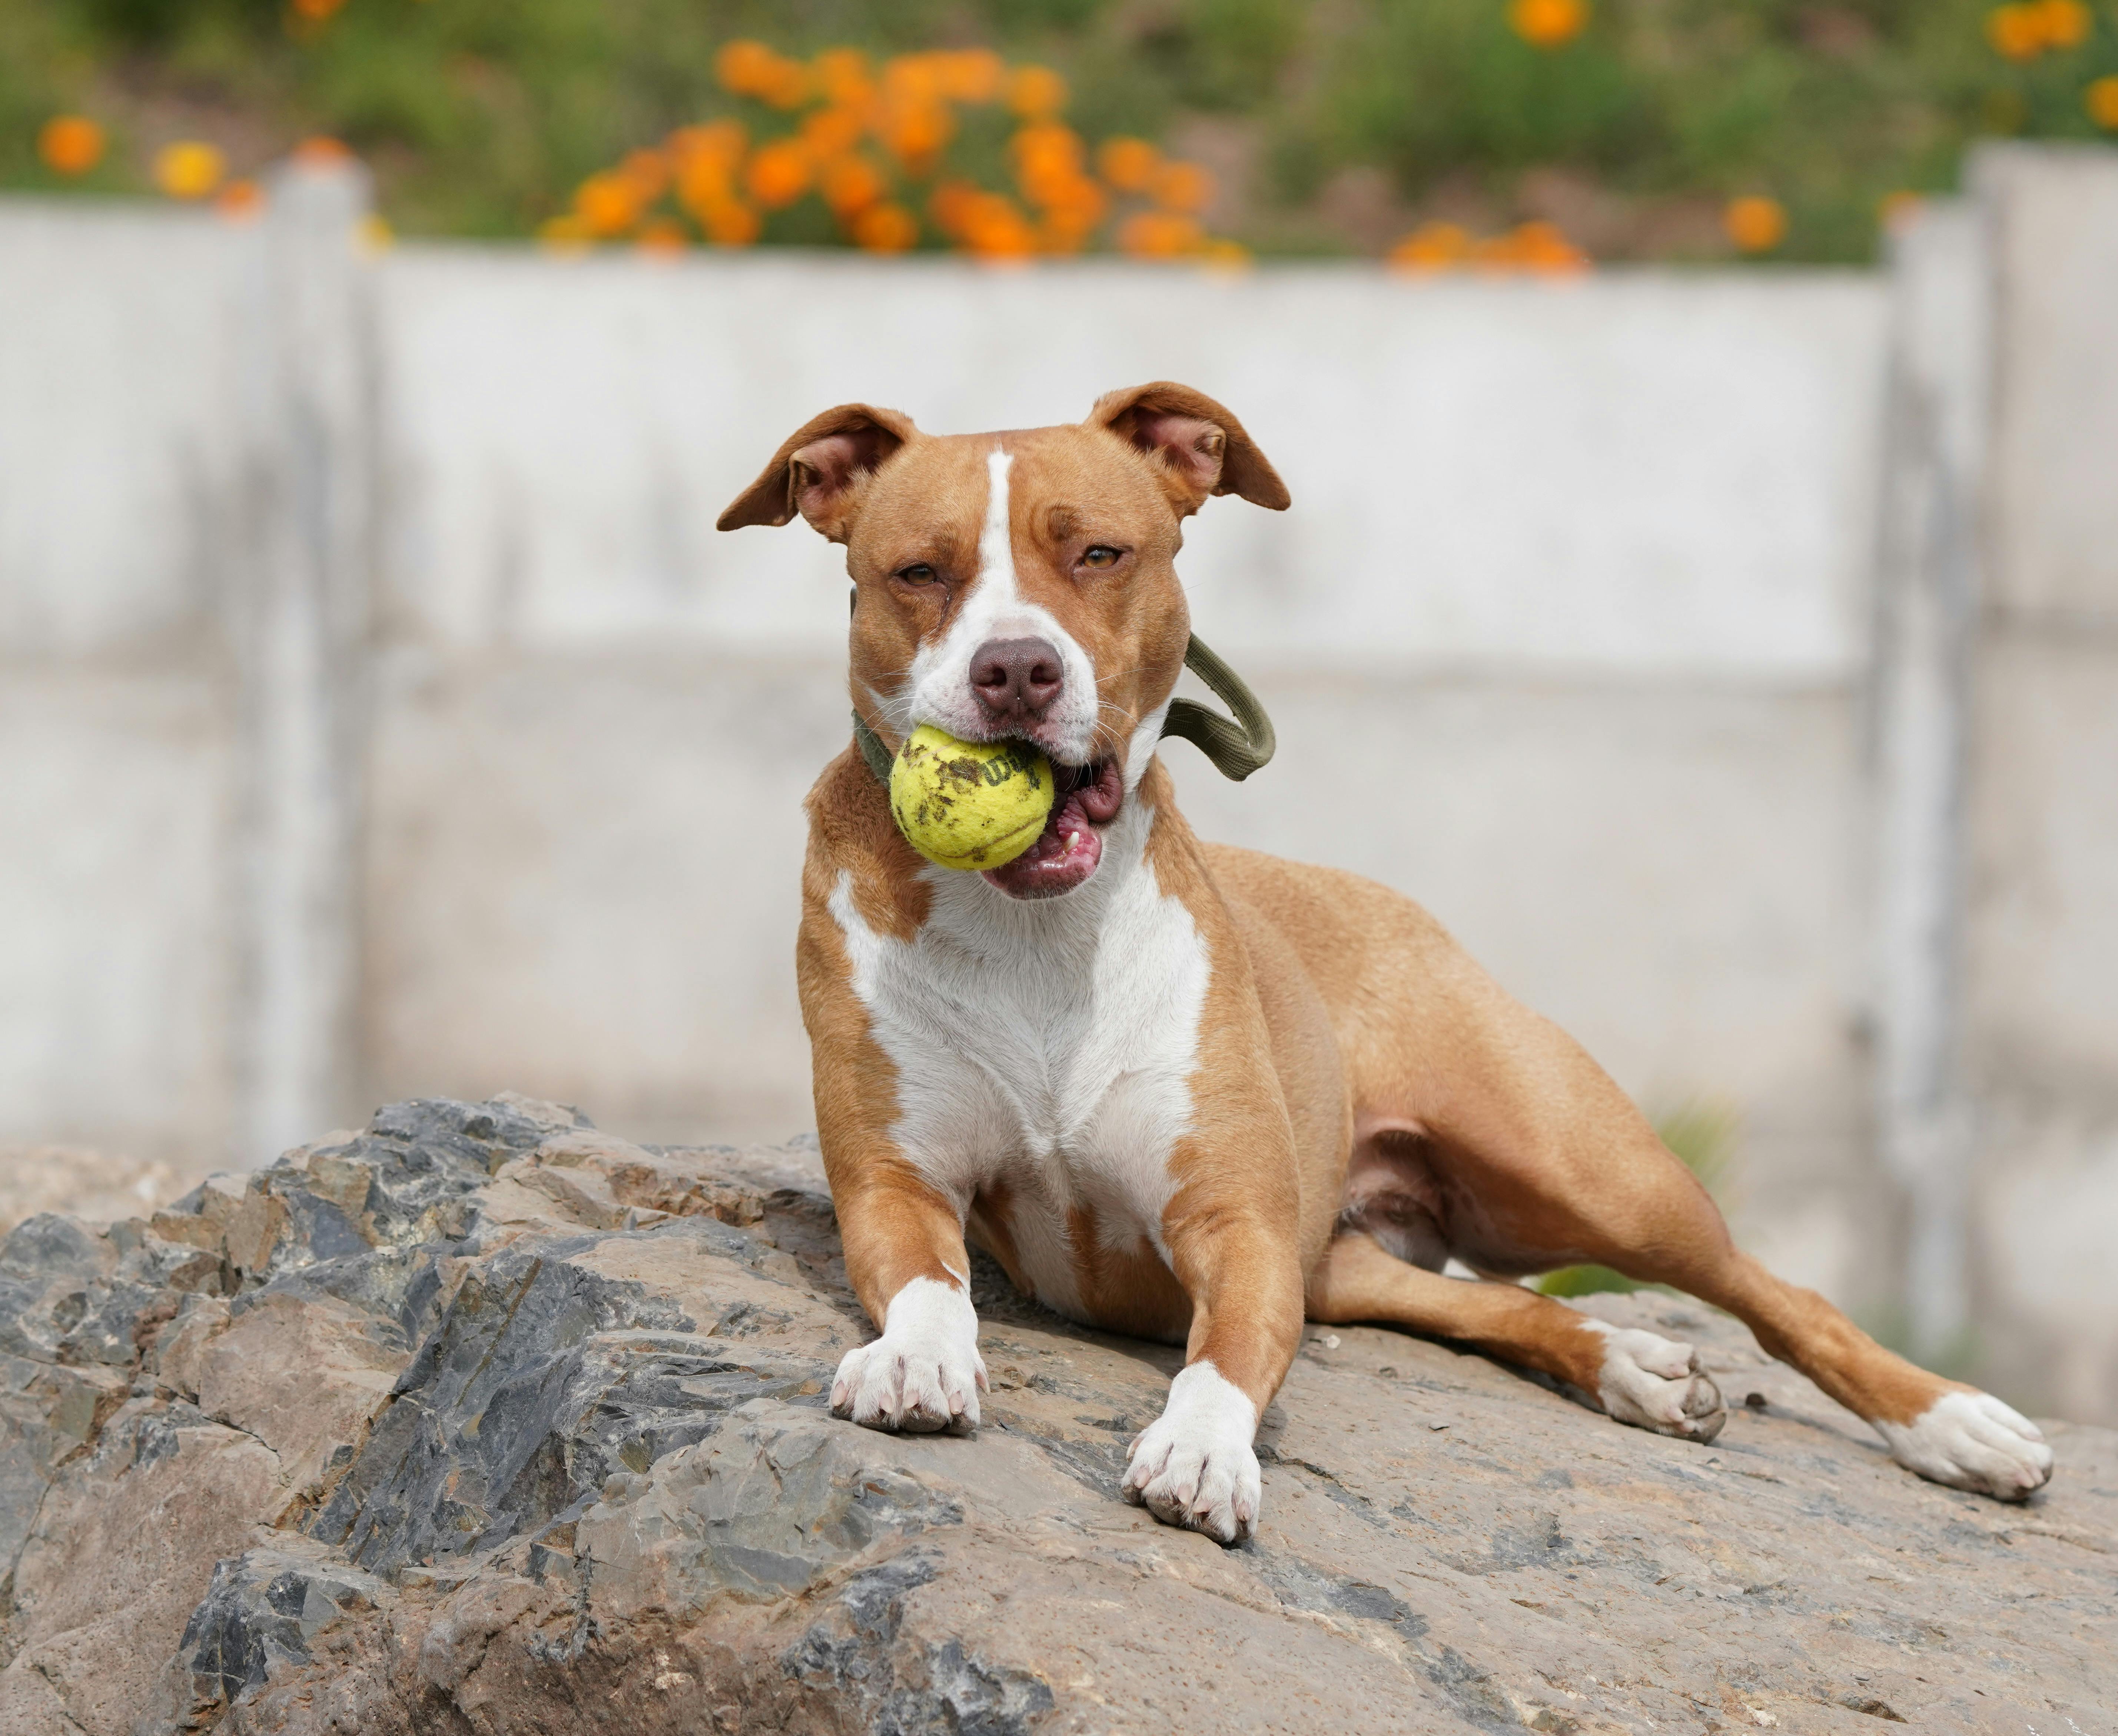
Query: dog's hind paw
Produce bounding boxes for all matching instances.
[1583,1320,1727,1444]
[830,1276,986,1436]
[1877,1390,2052,1501]
[1122,1361,1261,1545]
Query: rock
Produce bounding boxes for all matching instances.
[0,1097,2111,1734]
[0,1404,280,1734]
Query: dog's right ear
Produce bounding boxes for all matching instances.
[716,403,918,542]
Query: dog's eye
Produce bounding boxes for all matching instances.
[895,563,937,585]
[1080,546,1122,570]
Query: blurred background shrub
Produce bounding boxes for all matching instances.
[4,2,2118,259]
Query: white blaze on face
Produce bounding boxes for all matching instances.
[900,447,1101,765]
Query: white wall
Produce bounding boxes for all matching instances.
[1963,147,2118,1419]
[378,248,1885,678]
[0,202,256,1160]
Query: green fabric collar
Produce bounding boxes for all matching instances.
[852,634,1273,788]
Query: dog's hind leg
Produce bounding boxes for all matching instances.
[1347,954,2054,1500]
[1307,1229,1729,1441]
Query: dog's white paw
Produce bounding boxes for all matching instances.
[1584,1319,1727,1443]
[1877,1390,2053,1501]
[831,1276,987,1435]
[1122,1361,1261,1545]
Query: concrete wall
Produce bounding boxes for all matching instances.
[0,203,254,1162]
[3,147,2114,1415]
[1962,147,2118,1419]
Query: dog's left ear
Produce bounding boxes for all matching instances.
[1088,381,1291,516]
[717,402,919,542]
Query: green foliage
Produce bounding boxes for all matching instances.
[4,0,2117,256]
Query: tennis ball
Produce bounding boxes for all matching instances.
[889,725,1055,871]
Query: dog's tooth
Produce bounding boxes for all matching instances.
[1067,831,1082,850]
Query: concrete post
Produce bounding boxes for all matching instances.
[1870,200,1992,1360]
[229,156,375,1165]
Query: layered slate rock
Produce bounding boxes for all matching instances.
[0,1098,2111,1734]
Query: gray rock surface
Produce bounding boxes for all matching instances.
[0,1095,2109,1734]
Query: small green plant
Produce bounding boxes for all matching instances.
[1535,1099,1739,1298]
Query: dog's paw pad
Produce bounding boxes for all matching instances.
[1121,1363,1261,1545]
[1588,1323,1727,1444]
[1879,1390,2052,1501]
[829,1277,986,1436]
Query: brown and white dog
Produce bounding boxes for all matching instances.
[718,382,2053,1544]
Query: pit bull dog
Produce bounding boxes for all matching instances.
[717,382,2053,1543]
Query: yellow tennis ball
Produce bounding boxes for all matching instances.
[889,725,1055,871]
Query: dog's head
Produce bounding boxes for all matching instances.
[719,382,1288,897]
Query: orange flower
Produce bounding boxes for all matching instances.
[293,135,353,167]
[2035,0,2093,48]
[878,103,954,171]
[802,106,866,159]
[37,115,104,175]
[1467,231,1528,272]
[882,54,946,106]
[937,49,1005,103]
[574,171,644,237]
[698,199,761,247]
[1117,210,1203,258]
[963,196,1038,260]
[153,141,226,200]
[928,180,983,240]
[852,202,919,252]
[1037,189,1107,254]
[1986,3,2048,58]
[214,178,266,222]
[1724,194,1788,253]
[1151,160,1215,214]
[289,0,346,20]
[745,139,811,209]
[668,120,746,168]
[1012,122,1083,170]
[1007,65,1068,120]
[1508,0,1589,48]
[1013,124,1088,206]
[1386,222,1471,272]
[760,60,811,109]
[670,120,746,215]
[1510,220,1590,275]
[1040,177,1107,233]
[637,218,689,256]
[618,147,669,204]
[716,40,782,96]
[2089,74,2118,127]
[1096,136,1159,193]
[813,48,873,109]
[821,155,887,218]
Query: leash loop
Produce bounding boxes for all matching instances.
[1161,633,1275,782]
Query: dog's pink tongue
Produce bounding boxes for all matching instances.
[980,762,1120,899]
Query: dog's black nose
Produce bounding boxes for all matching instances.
[970,637,1063,722]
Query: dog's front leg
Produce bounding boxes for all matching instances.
[828,1163,987,1436]
[1123,1195,1305,1544]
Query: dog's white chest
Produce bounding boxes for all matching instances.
[826,821,1209,1313]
